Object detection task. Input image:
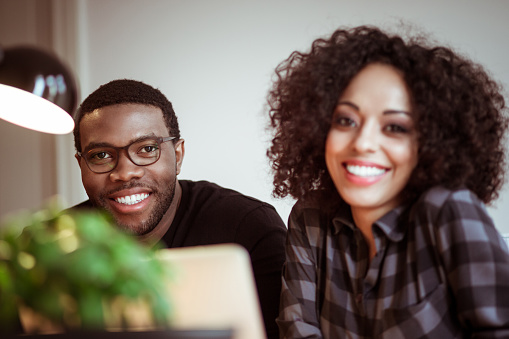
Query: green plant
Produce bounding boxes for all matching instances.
[0,202,173,333]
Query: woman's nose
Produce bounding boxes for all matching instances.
[352,122,379,153]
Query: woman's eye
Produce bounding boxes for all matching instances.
[333,116,356,127]
[384,124,409,133]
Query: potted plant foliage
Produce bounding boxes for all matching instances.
[0,201,173,334]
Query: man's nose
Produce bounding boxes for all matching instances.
[109,151,144,182]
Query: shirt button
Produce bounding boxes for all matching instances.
[356,294,363,303]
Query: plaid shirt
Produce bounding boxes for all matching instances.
[277,187,509,338]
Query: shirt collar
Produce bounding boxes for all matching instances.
[330,201,409,242]
[330,200,355,234]
[375,205,408,242]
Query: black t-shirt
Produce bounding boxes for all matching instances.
[72,180,287,339]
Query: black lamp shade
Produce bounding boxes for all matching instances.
[0,45,78,134]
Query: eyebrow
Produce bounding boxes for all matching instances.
[83,133,158,153]
[336,101,412,116]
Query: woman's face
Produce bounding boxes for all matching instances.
[325,63,418,220]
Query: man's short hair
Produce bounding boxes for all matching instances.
[73,79,180,152]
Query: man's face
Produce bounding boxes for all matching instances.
[76,103,184,235]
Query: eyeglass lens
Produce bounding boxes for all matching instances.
[85,138,163,173]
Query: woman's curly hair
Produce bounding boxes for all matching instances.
[267,25,508,206]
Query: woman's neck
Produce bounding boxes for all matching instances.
[351,208,378,260]
[351,204,397,260]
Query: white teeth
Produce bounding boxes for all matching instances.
[115,193,149,205]
[346,165,386,177]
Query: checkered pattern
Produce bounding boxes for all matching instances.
[277,187,509,338]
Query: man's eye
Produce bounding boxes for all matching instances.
[89,151,113,162]
[139,145,158,153]
[94,152,110,159]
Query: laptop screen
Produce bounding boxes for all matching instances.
[157,244,267,339]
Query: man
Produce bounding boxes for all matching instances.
[72,79,286,339]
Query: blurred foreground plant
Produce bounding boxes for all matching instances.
[0,201,173,334]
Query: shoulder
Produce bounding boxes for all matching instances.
[412,186,491,224]
[181,179,277,210]
[180,179,285,227]
[288,194,340,241]
[290,198,323,226]
[416,186,482,207]
[290,190,340,218]
[409,186,502,248]
[290,188,345,220]
[411,189,509,282]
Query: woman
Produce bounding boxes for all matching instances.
[267,25,509,338]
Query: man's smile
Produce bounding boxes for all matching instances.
[114,193,150,205]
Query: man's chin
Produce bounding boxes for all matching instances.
[91,201,149,235]
[113,217,155,236]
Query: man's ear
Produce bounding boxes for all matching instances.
[174,139,185,175]
[75,153,83,169]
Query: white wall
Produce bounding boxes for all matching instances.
[64,0,509,231]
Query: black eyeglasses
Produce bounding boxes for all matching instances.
[77,136,176,174]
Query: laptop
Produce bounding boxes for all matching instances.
[157,243,267,339]
[7,244,265,339]
[4,329,233,338]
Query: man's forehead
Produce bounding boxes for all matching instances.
[82,103,162,118]
[80,104,164,125]
[79,104,167,147]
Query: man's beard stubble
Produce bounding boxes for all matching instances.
[93,180,176,236]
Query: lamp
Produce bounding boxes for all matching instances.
[0,45,78,134]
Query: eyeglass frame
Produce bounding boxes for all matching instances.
[76,136,176,174]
